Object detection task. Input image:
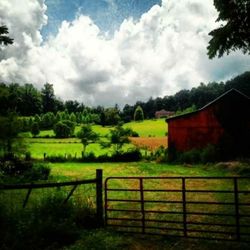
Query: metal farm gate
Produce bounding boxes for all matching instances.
[105,176,250,242]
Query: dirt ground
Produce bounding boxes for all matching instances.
[129,136,168,151]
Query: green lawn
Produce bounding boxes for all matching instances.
[124,118,167,137]
[49,162,234,181]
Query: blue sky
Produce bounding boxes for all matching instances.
[43,0,161,37]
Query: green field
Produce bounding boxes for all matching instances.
[124,119,167,137]
[23,119,167,159]
[49,162,232,181]
[22,118,167,138]
[28,141,135,159]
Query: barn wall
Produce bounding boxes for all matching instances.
[168,106,224,152]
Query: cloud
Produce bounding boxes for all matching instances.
[0,0,250,107]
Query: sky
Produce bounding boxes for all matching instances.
[0,0,249,107]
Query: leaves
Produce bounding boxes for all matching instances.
[207,0,250,58]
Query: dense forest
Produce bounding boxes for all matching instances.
[0,71,250,127]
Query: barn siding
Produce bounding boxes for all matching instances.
[168,106,224,151]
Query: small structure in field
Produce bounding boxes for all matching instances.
[155,109,175,119]
[166,89,250,159]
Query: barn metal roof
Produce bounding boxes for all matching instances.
[166,88,250,122]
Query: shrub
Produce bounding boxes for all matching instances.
[31,122,40,137]
[200,144,218,163]
[178,148,201,164]
[53,120,75,138]
[0,158,50,183]
[0,193,98,250]
[24,163,51,181]
[130,131,139,137]
[173,144,220,164]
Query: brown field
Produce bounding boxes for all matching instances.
[129,136,167,151]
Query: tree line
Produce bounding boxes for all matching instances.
[1,71,249,124]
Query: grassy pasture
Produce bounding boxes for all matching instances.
[22,118,167,138]
[23,119,167,158]
[28,141,135,159]
[124,118,167,137]
[2,162,250,248]
[48,162,250,241]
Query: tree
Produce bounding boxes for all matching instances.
[104,108,121,125]
[40,112,55,129]
[41,83,56,113]
[102,124,132,153]
[134,106,144,121]
[77,125,99,157]
[31,122,40,138]
[0,25,13,46]
[207,0,250,58]
[122,104,133,123]
[53,120,75,138]
[65,100,80,113]
[20,84,42,115]
[0,113,25,158]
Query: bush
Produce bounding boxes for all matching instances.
[178,148,201,164]
[0,193,98,250]
[0,158,50,183]
[54,120,75,138]
[130,131,139,137]
[173,144,220,164]
[24,163,51,181]
[111,149,142,162]
[200,144,218,163]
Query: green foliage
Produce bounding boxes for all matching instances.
[54,120,75,138]
[0,159,50,183]
[207,0,250,58]
[31,122,40,137]
[102,124,132,153]
[134,105,144,121]
[40,112,55,129]
[41,83,56,113]
[174,144,219,164]
[0,193,97,250]
[0,25,13,46]
[175,104,197,116]
[69,112,76,122]
[77,125,99,157]
[104,107,121,126]
[0,113,26,157]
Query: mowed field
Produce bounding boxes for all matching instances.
[25,119,168,158]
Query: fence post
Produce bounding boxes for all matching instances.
[234,177,240,240]
[182,178,187,237]
[96,169,104,227]
[139,178,145,234]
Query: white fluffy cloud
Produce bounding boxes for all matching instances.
[0,0,250,106]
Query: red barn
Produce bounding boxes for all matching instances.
[166,89,250,159]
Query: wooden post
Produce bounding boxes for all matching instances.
[96,169,104,227]
[140,178,145,234]
[182,178,187,237]
[234,177,240,240]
